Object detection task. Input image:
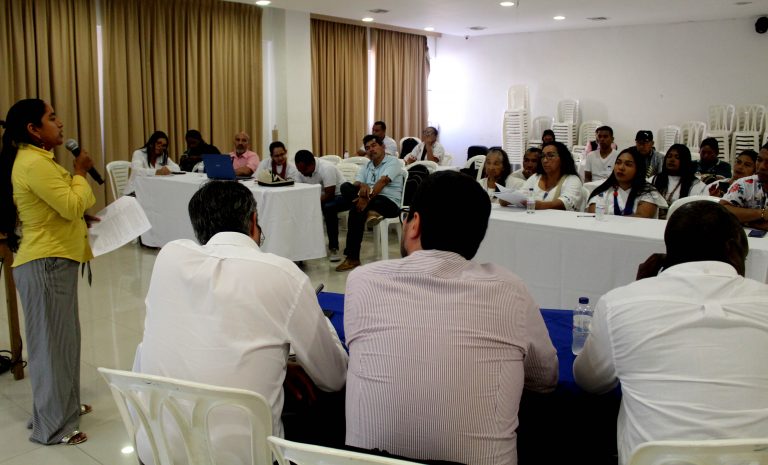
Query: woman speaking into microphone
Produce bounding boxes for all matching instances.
[0,99,95,445]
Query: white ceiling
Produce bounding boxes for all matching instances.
[249,0,768,36]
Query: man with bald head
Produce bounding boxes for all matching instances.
[229,131,260,177]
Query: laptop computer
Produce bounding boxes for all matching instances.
[202,154,252,181]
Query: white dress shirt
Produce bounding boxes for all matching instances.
[403,141,445,163]
[297,158,343,196]
[345,249,558,465]
[574,261,768,465]
[136,232,347,465]
[254,160,300,181]
[126,148,181,194]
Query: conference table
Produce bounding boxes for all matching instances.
[134,174,326,261]
[474,205,768,310]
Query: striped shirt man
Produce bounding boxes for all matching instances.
[344,249,558,465]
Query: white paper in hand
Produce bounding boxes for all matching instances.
[495,189,528,207]
[88,196,151,257]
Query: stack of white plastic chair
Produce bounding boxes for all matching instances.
[706,104,735,161]
[731,104,766,162]
[680,121,707,157]
[657,126,681,153]
[578,120,604,147]
[529,116,554,147]
[551,99,580,149]
[502,84,530,167]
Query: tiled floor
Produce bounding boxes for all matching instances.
[0,230,400,464]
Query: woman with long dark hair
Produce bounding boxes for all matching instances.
[125,130,179,195]
[518,141,583,211]
[479,147,523,199]
[0,99,95,445]
[588,147,667,218]
[651,144,706,218]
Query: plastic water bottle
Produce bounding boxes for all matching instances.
[572,297,593,355]
[595,192,605,221]
[526,188,536,214]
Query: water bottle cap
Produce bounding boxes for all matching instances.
[579,297,589,304]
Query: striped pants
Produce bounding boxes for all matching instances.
[13,258,81,445]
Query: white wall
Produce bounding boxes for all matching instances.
[261,9,313,159]
[430,18,768,163]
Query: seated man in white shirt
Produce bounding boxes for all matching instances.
[574,200,768,465]
[511,147,541,181]
[294,150,350,262]
[403,126,445,165]
[584,126,618,182]
[134,180,348,465]
[355,120,397,157]
[345,171,558,465]
[720,142,768,230]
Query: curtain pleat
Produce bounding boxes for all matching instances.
[372,28,429,145]
[310,19,368,156]
[0,0,104,208]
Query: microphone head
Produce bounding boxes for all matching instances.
[64,139,79,152]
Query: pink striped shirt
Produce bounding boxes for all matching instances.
[344,249,558,465]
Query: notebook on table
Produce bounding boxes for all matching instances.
[202,154,252,181]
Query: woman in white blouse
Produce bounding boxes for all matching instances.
[514,141,583,211]
[587,148,667,218]
[651,144,706,218]
[478,148,524,200]
[125,131,179,195]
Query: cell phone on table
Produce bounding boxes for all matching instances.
[171,171,186,175]
[748,229,767,238]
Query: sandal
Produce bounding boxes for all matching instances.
[60,430,87,445]
[79,404,92,416]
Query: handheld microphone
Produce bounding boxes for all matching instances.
[64,139,104,185]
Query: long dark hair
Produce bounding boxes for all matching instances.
[653,144,697,197]
[539,141,579,177]
[482,147,512,186]
[589,147,654,213]
[0,99,48,252]
[141,131,169,166]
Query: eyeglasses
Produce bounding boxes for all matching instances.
[400,207,411,223]
[257,222,266,245]
[542,153,559,160]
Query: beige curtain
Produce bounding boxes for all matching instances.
[102,0,262,197]
[372,29,429,144]
[0,0,104,208]
[311,19,368,156]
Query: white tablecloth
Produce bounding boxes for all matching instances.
[474,205,768,309]
[135,174,326,261]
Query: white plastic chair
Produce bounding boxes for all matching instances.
[578,120,604,146]
[439,153,453,166]
[269,436,425,465]
[681,121,707,154]
[406,160,438,174]
[337,162,361,183]
[666,195,721,220]
[322,155,342,165]
[627,438,768,465]
[708,104,736,132]
[346,156,370,166]
[98,367,273,465]
[579,186,591,212]
[529,116,554,146]
[106,160,131,202]
[465,154,486,181]
[375,168,408,260]
[557,99,580,124]
[657,126,681,153]
[507,84,530,111]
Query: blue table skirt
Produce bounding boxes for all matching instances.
[319,292,578,388]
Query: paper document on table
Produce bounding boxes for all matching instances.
[495,190,528,206]
[88,196,151,257]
